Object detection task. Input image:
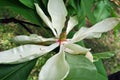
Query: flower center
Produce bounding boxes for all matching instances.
[57,39,66,44]
[57,31,67,44]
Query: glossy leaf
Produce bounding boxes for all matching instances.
[0,59,36,80]
[65,53,97,80]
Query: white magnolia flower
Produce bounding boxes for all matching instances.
[0,0,119,80]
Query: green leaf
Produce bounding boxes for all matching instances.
[68,0,77,10]
[0,59,37,80]
[81,0,96,24]
[94,60,108,80]
[65,53,97,80]
[19,0,34,9]
[93,51,116,61]
[114,23,120,38]
[94,1,110,22]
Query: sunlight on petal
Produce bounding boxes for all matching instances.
[39,48,69,80]
[48,0,67,36]
[0,43,59,64]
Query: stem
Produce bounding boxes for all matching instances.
[19,22,33,34]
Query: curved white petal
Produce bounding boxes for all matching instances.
[0,43,59,64]
[39,48,69,80]
[12,34,56,44]
[89,17,120,32]
[48,0,67,37]
[72,17,120,42]
[71,27,87,42]
[85,52,93,62]
[66,16,78,35]
[64,43,90,54]
[85,32,102,39]
[72,27,102,39]
[34,3,57,37]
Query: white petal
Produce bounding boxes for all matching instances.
[85,52,93,62]
[72,17,120,42]
[12,34,56,44]
[64,43,90,54]
[71,27,93,43]
[48,0,67,36]
[0,43,59,64]
[89,17,120,32]
[66,16,78,35]
[34,3,57,37]
[71,27,87,42]
[39,48,69,80]
[85,32,102,39]
[72,27,102,39]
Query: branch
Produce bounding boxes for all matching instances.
[0,17,41,34]
[0,17,40,27]
[0,17,55,36]
[19,22,33,34]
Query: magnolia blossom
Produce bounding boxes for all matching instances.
[0,0,120,80]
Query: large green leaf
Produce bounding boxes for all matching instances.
[0,59,36,80]
[94,0,111,22]
[81,0,96,24]
[93,51,116,61]
[94,60,108,80]
[65,53,97,80]
[0,0,42,26]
